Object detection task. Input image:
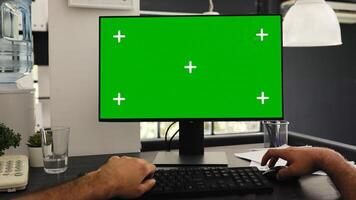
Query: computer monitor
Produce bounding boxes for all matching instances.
[99,15,283,165]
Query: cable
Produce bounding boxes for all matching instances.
[204,0,219,15]
[165,122,177,151]
[208,0,214,12]
[168,129,179,151]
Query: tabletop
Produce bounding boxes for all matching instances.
[1,144,341,200]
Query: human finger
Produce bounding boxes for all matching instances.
[121,156,133,160]
[137,161,156,181]
[268,157,279,168]
[277,166,298,181]
[138,179,156,195]
[144,164,156,177]
[109,156,120,162]
[261,149,289,166]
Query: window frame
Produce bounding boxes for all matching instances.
[141,132,264,151]
[141,121,264,151]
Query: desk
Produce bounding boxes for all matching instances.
[2,144,341,200]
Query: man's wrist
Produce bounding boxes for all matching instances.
[83,170,112,200]
[317,148,345,174]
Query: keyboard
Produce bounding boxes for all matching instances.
[148,167,272,198]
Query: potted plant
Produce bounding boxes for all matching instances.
[0,123,21,156]
[27,132,43,167]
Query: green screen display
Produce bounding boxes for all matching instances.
[99,15,283,120]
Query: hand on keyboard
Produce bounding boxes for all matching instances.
[93,156,156,199]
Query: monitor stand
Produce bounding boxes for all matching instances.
[153,120,228,166]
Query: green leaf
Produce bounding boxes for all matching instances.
[27,131,42,147]
[0,123,22,156]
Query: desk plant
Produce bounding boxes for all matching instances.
[0,123,21,156]
[27,131,43,167]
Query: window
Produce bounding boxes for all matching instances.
[140,121,261,139]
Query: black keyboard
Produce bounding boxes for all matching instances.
[147,167,273,198]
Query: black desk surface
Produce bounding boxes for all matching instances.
[2,144,341,200]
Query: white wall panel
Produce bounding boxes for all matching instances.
[48,0,140,156]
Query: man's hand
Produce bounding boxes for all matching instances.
[261,146,356,200]
[261,147,338,180]
[92,156,156,199]
[16,156,156,200]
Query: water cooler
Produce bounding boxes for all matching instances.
[0,0,35,155]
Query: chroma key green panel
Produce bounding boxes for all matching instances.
[99,15,283,121]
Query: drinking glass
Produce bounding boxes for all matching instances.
[263,121,289,148]
[41,127,70,174]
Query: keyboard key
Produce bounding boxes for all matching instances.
[256,182,262,186]
[185,185,194,191]
[198,185,208,190]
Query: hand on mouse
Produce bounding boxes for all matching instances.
[261,147,338,181]
[262,166,286,180]
[91,156,156,199]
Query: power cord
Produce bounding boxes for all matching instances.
[168,129,179,152]
[203,0,219,15]
[165,122,177,151]
[208,0,214,12]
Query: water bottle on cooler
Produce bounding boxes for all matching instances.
[0,0,33,83]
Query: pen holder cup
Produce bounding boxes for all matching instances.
[263,121,289,148]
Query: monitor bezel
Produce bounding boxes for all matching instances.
[98,14,284,122]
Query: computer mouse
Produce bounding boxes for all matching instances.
[262,166,286,180]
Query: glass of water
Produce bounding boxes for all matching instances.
[41,127,70,174]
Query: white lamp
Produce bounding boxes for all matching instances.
[283,0,342,47]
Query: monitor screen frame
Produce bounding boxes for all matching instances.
[98,14,284,122]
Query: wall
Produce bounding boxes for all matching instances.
[38,66,50,128]
[140,0,257,14]
[47,0,356,149]
[284,24,356,145]
[48,0,141,156]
